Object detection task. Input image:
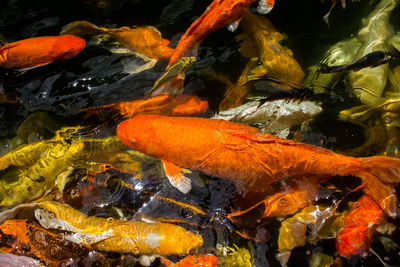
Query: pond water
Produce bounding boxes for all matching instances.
[0,0,399,266]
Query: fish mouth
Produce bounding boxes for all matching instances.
[116,121,136,145]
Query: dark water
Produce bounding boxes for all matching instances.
[0,0,400,266]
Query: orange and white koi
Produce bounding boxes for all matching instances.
[0,35,85,70]
[117,115,400,218]
[336,195,384,258]
[34,201,203,256]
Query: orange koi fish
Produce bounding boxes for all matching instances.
[81,94,208,119]
[161,254,218,267]
[0,35,85,70]
[61,21,173,61]
[228,175,324,219]
[336,195,384,258]
[167,0,274,67]
[238,11,305,89]
[117,115,400,218]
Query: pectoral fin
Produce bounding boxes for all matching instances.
[162,159,192,194]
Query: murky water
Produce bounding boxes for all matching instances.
[0,0,400,266]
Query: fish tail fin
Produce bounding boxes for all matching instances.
[354,156,400,217]
[60,21,106,38]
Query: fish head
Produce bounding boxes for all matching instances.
[117,115,162,154]
[53,34,86,60]
[263,190,310,217]
[344,195,383,228]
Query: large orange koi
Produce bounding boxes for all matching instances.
[167,0,275,67]
[336,195,384,258]
[117,115,400,218]
[0,35,85,70]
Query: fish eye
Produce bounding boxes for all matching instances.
[354,203,360,208]
[279,198,288,206]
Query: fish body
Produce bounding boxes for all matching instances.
[117,115,400,217]
[167,0,272,67]
[319,50,394,73]
[336,195,384,258]
[303,37,361,94]
[0,35,85,70]
[228,175,321,219]
[81,94,208,118]
[34,201,203,256]
[61,21,173,61]
[238,11,305,89]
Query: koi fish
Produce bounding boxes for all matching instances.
[161,254,218,267]
[81,94,208,119]
[61,21,173,61]
[303,37,361,94]
[237,11,305,89]
[336,195,384,258]
[34,201,203,256]
[319,46,400,74]
[228,175,323,219]
[117,115,400,218]
[0,35,85,70]
[0,130,127,207]
[167,0,274,67]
